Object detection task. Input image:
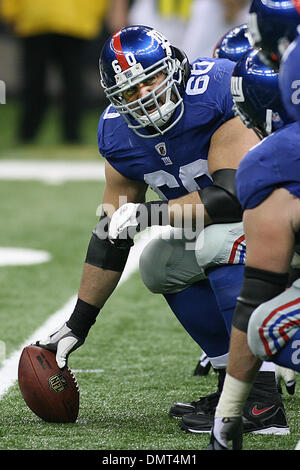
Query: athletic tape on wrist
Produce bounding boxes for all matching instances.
[215,374,252,418]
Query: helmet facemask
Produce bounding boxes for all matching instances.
[101,55,185,138]
[232,103,274,140]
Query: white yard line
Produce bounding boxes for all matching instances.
[0,227,165,398]
[0,160,105,184]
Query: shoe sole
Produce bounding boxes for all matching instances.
[182,428,212,434]
[180,422,212,434]
[247,427,290,435]
[181,423,290,435]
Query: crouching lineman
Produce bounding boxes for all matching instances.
[35,24,286,435]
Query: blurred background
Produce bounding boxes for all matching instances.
[0,0,251,158]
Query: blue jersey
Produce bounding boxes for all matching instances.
[98,58,235,200]
[236,122,300,211]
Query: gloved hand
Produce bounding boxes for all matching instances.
[275,365,296,395]
[206,416,243,450]
[36,323,84,368]
[109,203,141,248]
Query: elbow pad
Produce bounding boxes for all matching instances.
[199,169,243,223]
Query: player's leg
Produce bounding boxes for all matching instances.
[195,222,246,333]
[139,226,232,423]
[139,226,230,367]
[19,35,48,142]
[214,188,297,441]
[248,278,300,372]
[228,188,297,382]
[140,223,284,433]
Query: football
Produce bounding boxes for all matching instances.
[18,345,79,423]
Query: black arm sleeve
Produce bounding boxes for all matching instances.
[199,168,243,223]
[85,211,130,271]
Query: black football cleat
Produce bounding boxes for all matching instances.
[181,412,214,434]
[242,399,290,435]
[180,398,290,435]
[170,391,219,420]
[169,368,225,418]
[193,353,211,376]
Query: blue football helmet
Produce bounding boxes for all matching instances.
[280,33,300,123]
[99,25,190,138]
[231,48,292,139]
[213,24,252,62]
[248,0,300,69]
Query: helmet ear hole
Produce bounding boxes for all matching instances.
[172,46,191,87]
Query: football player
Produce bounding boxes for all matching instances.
[207,0,300,450]
[246,35,300,376]
[213,22,251,62]
[36,24,285,434]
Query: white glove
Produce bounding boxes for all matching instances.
[275,365,296,395]
[206,417,243,450]
[109,203,140,246]
[36,323,84,369]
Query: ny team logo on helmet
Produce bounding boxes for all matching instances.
[99,25,190,138]
[292,0,300,14]
[213,23,252,63]
[231,48,292,139]
[248,0,300,69]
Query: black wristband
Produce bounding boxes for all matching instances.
[66,298,100,339]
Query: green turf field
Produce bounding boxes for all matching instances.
[0,102,299,453]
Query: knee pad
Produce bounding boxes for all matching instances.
[195,222,245,269]
[139,236,176,294]
[139,228,205,294]
[248,278,300,360]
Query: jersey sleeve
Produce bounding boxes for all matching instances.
[97,104,146,181]
[97,105,122,161]
[235,141,274,210]
[211,58,236,122]
[190,57,236,123]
